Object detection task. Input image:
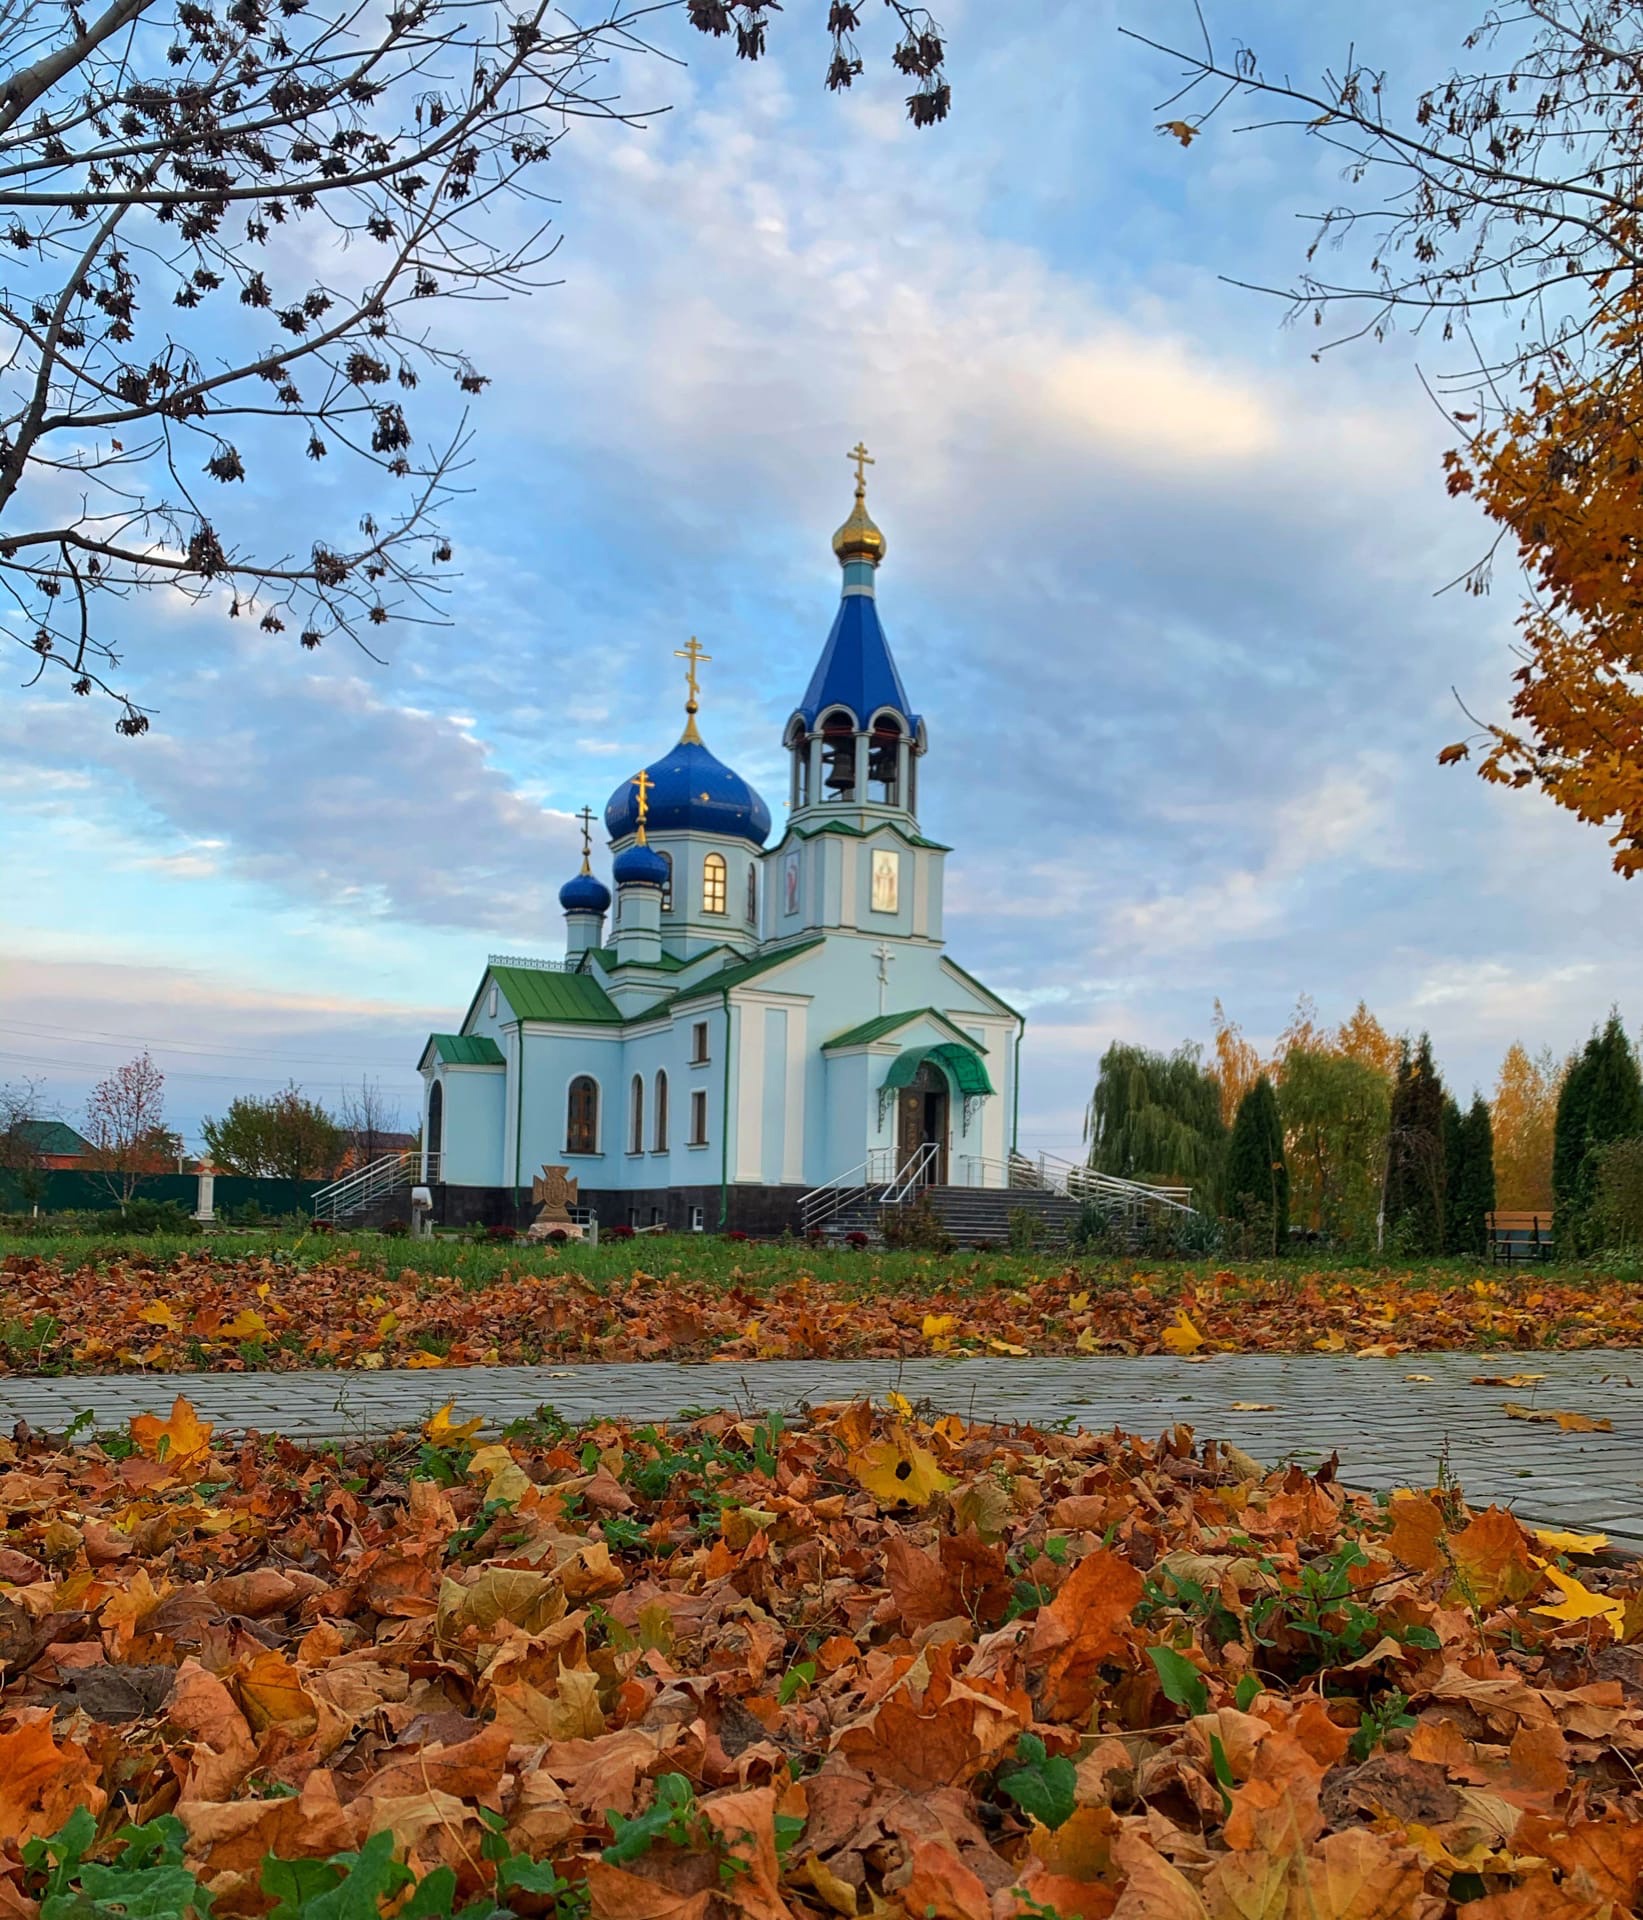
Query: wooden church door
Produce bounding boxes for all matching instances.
[896,1064,949,1185]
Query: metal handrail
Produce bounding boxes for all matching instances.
[799,1151,889,1233]
[880,1140,938,1206]
[312,1149,435,1223]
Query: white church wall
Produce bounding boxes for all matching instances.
[515,1026,623,1189]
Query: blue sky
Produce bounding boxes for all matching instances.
[3,0,1637,1157]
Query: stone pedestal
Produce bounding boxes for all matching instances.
[526,1165,586,1243]
[194,1171,215,1223]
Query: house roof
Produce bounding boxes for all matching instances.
[16,1118,92,1156]
[823,1007,988,1053]
[491,965,622,1025]
[662,938,827,1011]
[423,1033,506,1068]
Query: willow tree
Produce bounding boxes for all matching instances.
[1085,1041,1225,1205]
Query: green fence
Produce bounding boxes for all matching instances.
[1,1171,325,1215]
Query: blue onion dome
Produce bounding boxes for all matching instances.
[612,840,672,888]
[559,869,611,914]
[604,736,772,848]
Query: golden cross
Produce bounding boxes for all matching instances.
[575,805,596,873]
[631,768,653,842]
[674,636,711,742]
[848,440,874,499]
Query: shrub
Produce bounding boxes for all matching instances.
[726,1229,750,1242]
[607,1224,635,1241]
[882,1192,953,1253]
[115,1198,200,1236]
[1070,1199,1122,1255]
[1007,1208,1045,1253]
[1593,1136,1643,1251]
[845,1229,870,1249]
[482,1223,518,1243]
[379,1218,409,1238]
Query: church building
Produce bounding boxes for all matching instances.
[418,451,1024,1232]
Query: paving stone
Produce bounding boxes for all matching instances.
[4,1351,1642,1549]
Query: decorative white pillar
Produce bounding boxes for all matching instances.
[194,1170,215,1222]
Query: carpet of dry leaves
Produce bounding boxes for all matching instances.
[3,1394,1643,1920]
[3,1251,1643,1374]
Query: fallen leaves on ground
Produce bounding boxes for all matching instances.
[1,1395,1643,1918]
[10,1252,1643,1375]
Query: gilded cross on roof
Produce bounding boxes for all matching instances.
[631,767,654,843]
[575,805,596,874]
[674,636,711,744]
[849,440,874,500]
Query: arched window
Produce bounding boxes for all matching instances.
[869,713,902,807]
[566,1075,598,1154]
[426,1081,443,1177]
[703,851,727,915]
[820,707,857,801]
[654,1070,669,1151]
[629,1074,644,1154]
[658,849,673,912]
[745,863,758,926]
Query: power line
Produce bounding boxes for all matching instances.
[0,1017,421,1070]
[0,1047,413,1091]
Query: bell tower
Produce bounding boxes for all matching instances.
[769,448,944,948]
[783,444,926,831]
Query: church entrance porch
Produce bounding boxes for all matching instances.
[895,1062,949,1186]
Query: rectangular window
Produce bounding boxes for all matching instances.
[689,1204,705,1233]
[691,1020,710,1065]
[871,848,900,913]
[689,1089,709,1146]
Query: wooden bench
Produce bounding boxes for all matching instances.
[1486,1210,1555,1264]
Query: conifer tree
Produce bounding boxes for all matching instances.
[1450,1097,1497,1258]
[1441,1097,1467,1256]
[1383,1035,1446,1254]
[1555,1013,1643,1250]
[1224,1075,1289,1255]
[1553,1041,1596,1225]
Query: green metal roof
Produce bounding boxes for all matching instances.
[425,1033,505,1067]
[884,1041,995,1100]
[584,947,689,973]
[768,818,952,856]
[664,938,826,1010]
[823,1007,987,1052]
[940,955,1022,1022]
[492,965,622,1025]
[18,1119,92,1156]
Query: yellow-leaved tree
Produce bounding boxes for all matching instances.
[1491,1043,1563,1213]
[1139,2,1643,873]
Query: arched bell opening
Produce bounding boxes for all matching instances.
[819,706,858,801]
[867,710,906,808]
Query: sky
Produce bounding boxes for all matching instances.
[2,0,1638,1160]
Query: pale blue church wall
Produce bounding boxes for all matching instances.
[513,1026,625,1190]
[611,829,761,960]
[435,1067,506,1186]
[760,1006,787,1185]
[823,1051,872,1178]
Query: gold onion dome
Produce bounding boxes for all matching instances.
[832,440,887,566]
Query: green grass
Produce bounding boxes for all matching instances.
[1,1223,1636,1298]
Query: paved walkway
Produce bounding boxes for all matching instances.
[5,1350,1642,1548]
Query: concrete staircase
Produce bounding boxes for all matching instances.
[820,1184,1084,1249]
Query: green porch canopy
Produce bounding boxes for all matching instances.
[883,1041,994,1100]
